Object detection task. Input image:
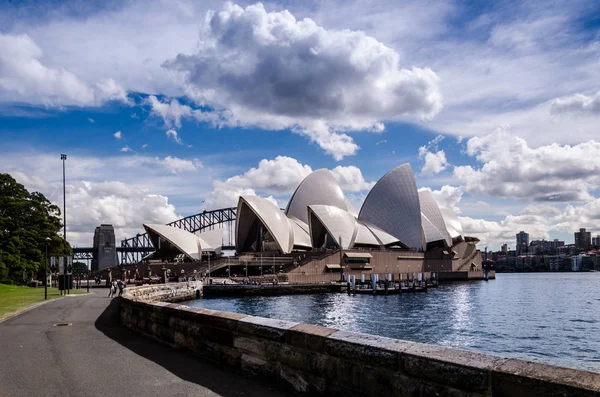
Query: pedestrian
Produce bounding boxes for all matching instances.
[110,279,117,297]
[117,279,125,296]
[108,281,114,298]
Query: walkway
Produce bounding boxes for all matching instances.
[0,291,287,397]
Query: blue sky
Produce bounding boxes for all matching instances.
[1,0,599,249]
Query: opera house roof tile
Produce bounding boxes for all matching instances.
[358,164,424,250]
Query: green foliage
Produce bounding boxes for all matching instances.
[0,174,71,283]
[73,261,89,276]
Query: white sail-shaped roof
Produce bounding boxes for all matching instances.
[143,224,202,260]
[196,229,223,254]
[354,221,381,246]
[288,217,312,248]
[286,169,348,225]
[421,214,447,245]
[236,195,293,254]
[419,190,452,246]
[361,221,406,247]
[308,205,358,249]
[358,163,424,250]
[439,206,464,240]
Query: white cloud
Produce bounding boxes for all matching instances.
[419,149,448,176]
[164,2,442,160]
[453,129,600,202]
[418,134,448,175]
[114,130,122,139]
[420,185,463,212]
[120,145,133,152]
[161,156,201,174]
[142,143,148,149]
[88,118,95,123]
[165,128,183,144]
[146,95,220,129]
[331,165,375,192]
[219,156,313,196]
[550,90,600,116]
[202,155,375,209]
[147,95,191,128]
[0,33,130,107]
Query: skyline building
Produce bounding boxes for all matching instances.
[516,231,529,255]
[575,228,592,250]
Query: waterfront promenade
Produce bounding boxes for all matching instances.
[0,292,286,397]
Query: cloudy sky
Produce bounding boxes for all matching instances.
[1,0,599,250]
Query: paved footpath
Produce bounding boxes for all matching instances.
[0,292,287,397]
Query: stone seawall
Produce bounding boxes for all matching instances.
[203,283,341,297]
[124,281,202,302]
[120,282,600,396]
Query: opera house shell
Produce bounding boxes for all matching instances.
[143,224,222,261]
[235,163,476,256]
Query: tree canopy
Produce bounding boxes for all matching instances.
[0,173,71,283]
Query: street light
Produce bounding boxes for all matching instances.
[60,154,68,296]
[44,237,51,300]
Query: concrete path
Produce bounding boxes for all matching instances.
[0,292,287,397]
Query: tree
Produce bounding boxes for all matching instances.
[73,261,89,276]
[0,173,71,283]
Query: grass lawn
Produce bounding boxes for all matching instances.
[0,284,87,319]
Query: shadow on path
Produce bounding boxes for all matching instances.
[95,298,287,397]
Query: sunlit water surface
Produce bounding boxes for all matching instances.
[185,273,600,372]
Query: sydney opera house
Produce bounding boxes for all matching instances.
[141,164,483,282]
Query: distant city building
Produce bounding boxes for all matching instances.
[592,235,600,247]
[574,228,592,250]
[571,255,582,271]
[529,239,565,254]
[92,224,118,271]
[516,231,529,255]
[501,244,508,254]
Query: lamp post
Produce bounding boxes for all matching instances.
[60,154,67,295]
[44,237,51,300]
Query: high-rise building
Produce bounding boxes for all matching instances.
[501,244,508,254]
[592,235,600,247]
[574,228,592,250]
[516,231,529,255]
[92,224,118,271]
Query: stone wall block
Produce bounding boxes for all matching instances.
[194,310,247,331]
[197,339,242,367]
[279,364,311,392]
[287,323,337,352]
[234,335,270,358]
[402,342,500,393]
[491,358,600,397]
[325,330,409,370]
[241,353,279,378]
[201,325,235,347]
[237,316,299,341]
[270,343,328,375]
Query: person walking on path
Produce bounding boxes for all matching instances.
[108,280,117,298]
[117,279,125,296]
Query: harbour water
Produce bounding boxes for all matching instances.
[185,272,600,372]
